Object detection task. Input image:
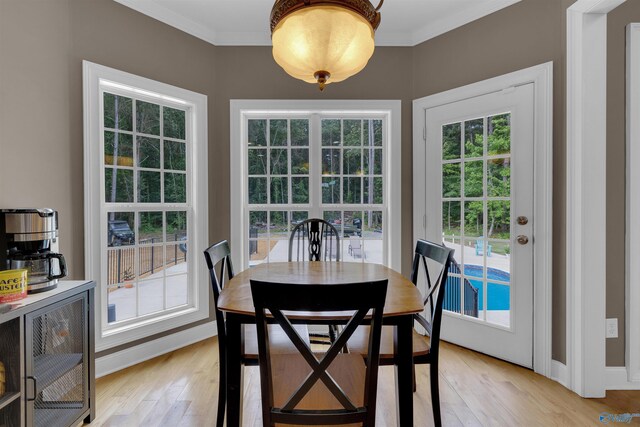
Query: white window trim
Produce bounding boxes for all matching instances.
[83,61,209,352]
[566,0,628,398]
[626,23,640,385]
[230,100,402,272]
[412,62,553,379]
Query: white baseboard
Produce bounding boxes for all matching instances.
[551,360,569,388]
[606,367,640,390]
[96,321,217,378]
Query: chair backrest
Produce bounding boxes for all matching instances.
[203,240,235,339]
[251,279,388,426]
[410,239,454,360]
[289,219,340,262]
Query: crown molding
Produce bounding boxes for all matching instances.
[113,0,522,47]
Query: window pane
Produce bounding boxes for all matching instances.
[488,158,511,197]
[107,212,135,247]
[249,211,268,237]
[138,211,163,243]
[105,168,133,203]
[139,171,161,203]
[249,239,268,265]
[322,119,341,146]
[107,278,137,322]
[167,274,188,308]
[291,119,309,146]
[442,122,461,160]
[322,149,341,175]
[137,137,160,169]
[373,120,382,147]
[291,177,309,204]
[103,93,132,131]
[106,248,138,286]
[442,163,461,198]
[292,211,308,223]
[136,101,160,135]
[248,178,267,204]
[464,201,484,237]
[488,201,510,239]
[104,132,133,166]
[343,177,362,204]
[343,149,361,175]
[464,118,484,158]
[163,107,186,140]
[363,177,383,204]
[291,149,309,174]
[165,245,186,273]
[442,201,461,237]
[138,245,164,280]
[270,177,288,204]
[270,119,287,146]
[138,277,164,316]
[270,211,289,239]
[166,211,187,242]
[248,149,268,175]
[343,120,361,146]
[270,149,288,175]
[248,119,267,146]
[364,148,383,175]
[464,161,484,198]
[488,114,511,155]
[323,211,341,231]
[164,173,186,203]
[344,211,362,237]
[363,210,383,240]
[164,140,186,171]
[322,177,340,204]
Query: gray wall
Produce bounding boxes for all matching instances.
[606,0,640,367]
[0,0,633,366]
[0,0,218,357]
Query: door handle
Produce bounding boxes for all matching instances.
[517,216,529,225]
[517,235,529,245]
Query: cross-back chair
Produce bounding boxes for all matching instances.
[289,218,340,262]
[250,279,388,426]
[203,240,310,427]
[347,239,454,427]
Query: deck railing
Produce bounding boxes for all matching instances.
[107,235,186,285]
[444,259,479,317]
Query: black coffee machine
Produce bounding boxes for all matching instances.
[0,208,67,293]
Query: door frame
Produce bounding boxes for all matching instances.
[412,62,553,377]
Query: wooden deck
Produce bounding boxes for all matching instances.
[89,337,640,426]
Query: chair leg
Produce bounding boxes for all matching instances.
[430,361,442,427]
[217,346,226,427]
[412,361,417,393]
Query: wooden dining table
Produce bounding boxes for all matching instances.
[217,261,424,426]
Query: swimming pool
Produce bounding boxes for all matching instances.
[463,264,510,310]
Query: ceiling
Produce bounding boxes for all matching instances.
[113,0,521,47]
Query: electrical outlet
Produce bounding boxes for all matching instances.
[606,318,618,338]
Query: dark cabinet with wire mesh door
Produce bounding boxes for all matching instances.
[0,281,95,427]
[25,292,90,427]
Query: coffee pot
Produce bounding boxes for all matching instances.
[0,209,66,293]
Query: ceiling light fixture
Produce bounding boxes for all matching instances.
[270,0,383,91]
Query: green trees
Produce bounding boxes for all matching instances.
[442,115,511,243]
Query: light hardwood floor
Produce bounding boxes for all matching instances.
[89,338,640,426]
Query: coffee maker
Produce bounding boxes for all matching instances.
[0,208,67,293]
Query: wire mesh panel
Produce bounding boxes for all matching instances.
[26,294,88,427]
[0,317,22,427]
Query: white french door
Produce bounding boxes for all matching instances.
[422,84,534,367]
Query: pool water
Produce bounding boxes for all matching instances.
[463,264,510,310]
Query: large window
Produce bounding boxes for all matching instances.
[231,101,401,270]
[84,62,208,351]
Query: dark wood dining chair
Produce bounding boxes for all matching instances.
[289,218,342,344]
[346,239,454,427]
[250,278,388,426]
[203,240,310,427]
[289,218,341,262]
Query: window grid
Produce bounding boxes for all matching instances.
[102,90,190,326]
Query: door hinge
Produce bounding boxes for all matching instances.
[423,127,426,141]
[423,214,427,229]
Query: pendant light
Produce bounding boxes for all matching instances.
[270,0,383,91]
